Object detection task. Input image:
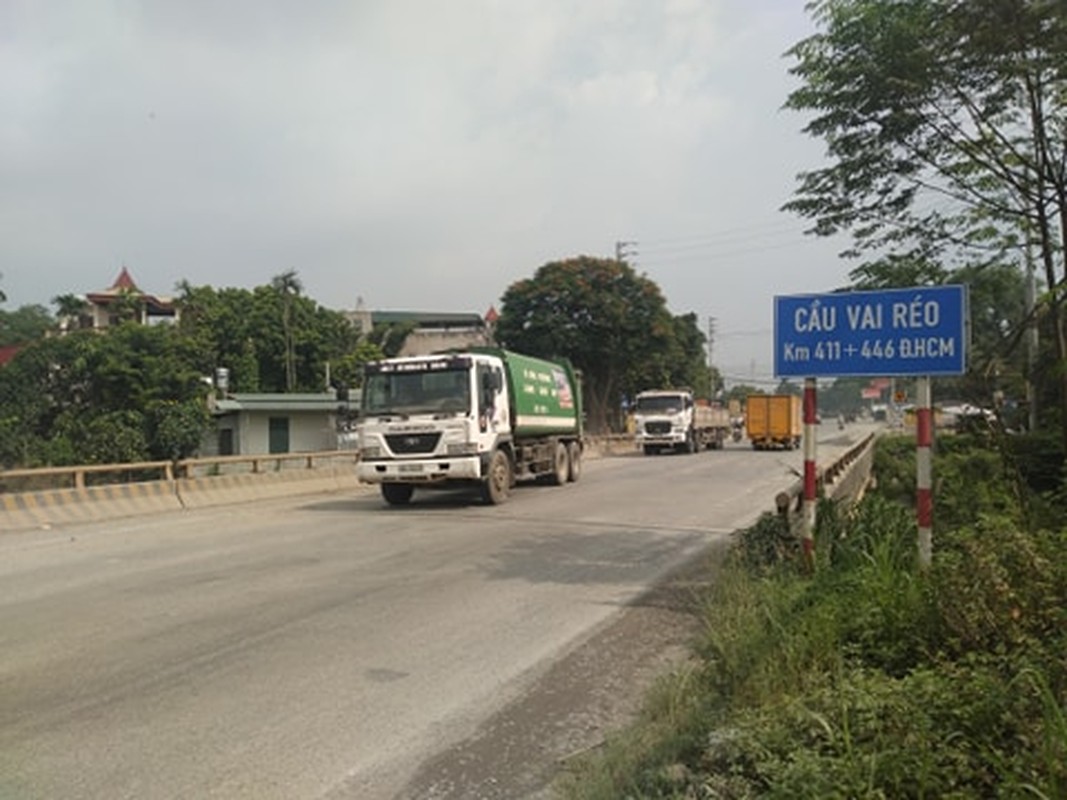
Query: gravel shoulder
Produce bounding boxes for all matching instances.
[395,539,731,799]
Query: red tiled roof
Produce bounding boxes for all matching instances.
[110,266,139,292]
[0,345,24,367]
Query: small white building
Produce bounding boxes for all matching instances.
[205,393,349,455]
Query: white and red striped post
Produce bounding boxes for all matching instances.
[802,377,818,570]
[916,377,933,568]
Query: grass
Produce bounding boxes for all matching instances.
[555,436,1067,799]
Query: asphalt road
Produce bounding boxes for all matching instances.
[0,424,876,799]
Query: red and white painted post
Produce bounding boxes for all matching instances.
[916,377,933,568]
[802,377,818,570]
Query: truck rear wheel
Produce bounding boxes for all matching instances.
[481,449,512,505]
[381,483,414,506]
[549,441,569,486]
[566,441,581,482]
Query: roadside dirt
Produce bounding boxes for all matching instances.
[395,539,731,800]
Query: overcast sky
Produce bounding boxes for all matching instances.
[1,0,852,386]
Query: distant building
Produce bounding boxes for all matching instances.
[60,267,178,331]
[204,393,348,456]
[343,299,496,356]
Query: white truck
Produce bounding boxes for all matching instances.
[632,389,731,455]
[355,348,583,506]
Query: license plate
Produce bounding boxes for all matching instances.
[399,463,423,473]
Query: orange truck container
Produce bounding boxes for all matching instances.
[745,394,802,450]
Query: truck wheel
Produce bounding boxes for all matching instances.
[566,441,581,482]
[481,449,512,505]
[679,431,696,455]
[381,483,414,506]
[549,441,569,486]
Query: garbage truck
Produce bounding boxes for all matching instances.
[633,389,731,454]
[355,348,583,506]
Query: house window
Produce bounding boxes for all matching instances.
[268,417,290,454]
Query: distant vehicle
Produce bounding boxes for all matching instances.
[356,348,583,506]
[632,389,731,454]
[746,394,802,450]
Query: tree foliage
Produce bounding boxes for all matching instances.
[785,0,1067,443]
[0,325,210,467]
[495,256,712,432]
[0,304,53,346]
[174,276,360,394]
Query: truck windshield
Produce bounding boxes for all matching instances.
[362,368,471,416]
[635,396,684,413]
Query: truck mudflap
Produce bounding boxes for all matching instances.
[357,456,483,483]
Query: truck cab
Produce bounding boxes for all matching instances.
[357,353,510,503]
[633,390,696,454]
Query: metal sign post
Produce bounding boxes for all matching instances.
[916,377,933,568]
[802,378,818,571]
[774,286,968,567]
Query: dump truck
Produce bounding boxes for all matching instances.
[633,389,731,454]
[746,394,802,450]
[355,348,583,506]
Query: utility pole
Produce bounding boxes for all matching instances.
[707,316,717,398]
[615,240,637,262]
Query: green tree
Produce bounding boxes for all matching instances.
[174,279,360,394]
[52,293,91,331]
[271,270,302,392]
[496,256,693,432]
[331,339,385,391]
[0,325,209,467]
[785,0,1067,446]
[109,289,146,325]
[0,304,53,346]
[367,320,417,358]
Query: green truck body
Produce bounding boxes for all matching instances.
[471,347,582,439]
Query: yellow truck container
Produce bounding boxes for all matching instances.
[746,394,802,450]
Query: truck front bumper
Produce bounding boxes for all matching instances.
[357,455,483,484]
[636,432,687,446]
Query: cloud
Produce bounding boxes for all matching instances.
[1,0,848,379]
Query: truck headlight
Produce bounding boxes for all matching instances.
[446,442,478,455]
[361,445,382,459]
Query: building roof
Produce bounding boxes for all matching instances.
[214,393,350,414]
[85,267,176,316]
[0,345,24,367]
[370,310,486,329]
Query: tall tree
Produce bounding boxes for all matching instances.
[271,270,302,392]
[52,293,90,332]
[785,0,1067,445]
[496,256,697,432]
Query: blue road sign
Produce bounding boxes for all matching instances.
[775,285,969,378]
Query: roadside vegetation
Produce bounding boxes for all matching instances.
[556,429,1067,799]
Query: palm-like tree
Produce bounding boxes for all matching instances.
[52,293,90,331]
[271,270,303,392]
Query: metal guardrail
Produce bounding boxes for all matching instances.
[774,432,878,518]
[0,451,361,493]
